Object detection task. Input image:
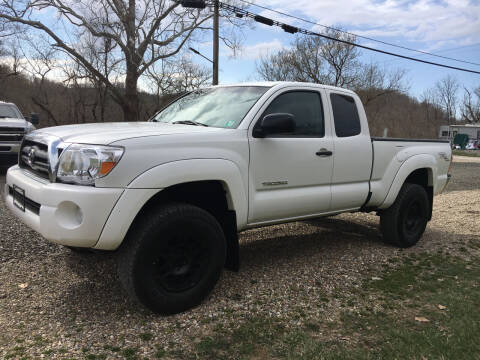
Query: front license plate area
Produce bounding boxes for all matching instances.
[13,185,25,212]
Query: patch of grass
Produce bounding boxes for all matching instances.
[303,321,320,332]
[122,347,138,360]
[154,346,166,359]
[139,332,153,342]
[191,253,480,360]
[85,354,107,360]
[103,344,121,352]
[453,150,480,157]
[195,317,284,359]
[5,345,27,360]
[33,335,49,346]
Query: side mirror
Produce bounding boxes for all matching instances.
[29,112,39,125]
[253,113,296,138]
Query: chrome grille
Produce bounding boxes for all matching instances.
[0,127,25,143]
[0,127,25,132]
[19,139,50,179]
[18,133,63,182]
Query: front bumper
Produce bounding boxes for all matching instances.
[4,166,124,248]
[0,143,20,164]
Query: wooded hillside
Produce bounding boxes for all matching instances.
[1,63,447,138]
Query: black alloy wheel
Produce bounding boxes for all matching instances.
[380,183,429,248]
[117,202,226,314]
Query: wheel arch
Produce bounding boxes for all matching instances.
[379,154,437,213]
[95,159,246,270]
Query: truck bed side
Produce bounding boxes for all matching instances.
[367,138,451,209]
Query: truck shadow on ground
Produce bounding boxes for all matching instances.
[237,217,383,270]
[54,215,435,322]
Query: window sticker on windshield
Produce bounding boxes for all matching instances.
[225,120,235,128]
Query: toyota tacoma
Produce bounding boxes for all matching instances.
[4,82,452,314]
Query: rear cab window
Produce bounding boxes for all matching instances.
[330,93,361,137]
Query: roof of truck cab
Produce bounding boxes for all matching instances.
[213,81,356,94]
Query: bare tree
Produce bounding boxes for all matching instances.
[61,32,123,123]
[0,0,216,121]
[256,31,406,107]
[0,39,23,80]
[256,29,360,87]
[146,55,211,100]
[17,37,62,125]
[355,63,408,106]
[433,75,459,126]
[256,48,295,82]
[460,86,480,124]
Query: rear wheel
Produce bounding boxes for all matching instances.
[117,203,226,314]
[380,183,429,248]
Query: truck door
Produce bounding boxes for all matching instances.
[247,89,334,224]
[327,91,373,211]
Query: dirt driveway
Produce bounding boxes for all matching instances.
[0,157,479,359]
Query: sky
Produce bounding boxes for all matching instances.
[192,0,480,98]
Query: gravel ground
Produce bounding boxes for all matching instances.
[0,156,479,359]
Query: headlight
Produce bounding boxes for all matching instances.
[56,144,124,185]
[26,123,36,133]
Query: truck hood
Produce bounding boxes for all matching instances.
[0,118,30,128]
[34,122,225,144]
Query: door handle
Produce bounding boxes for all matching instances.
[316,148,333,157]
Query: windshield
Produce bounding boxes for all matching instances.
[0,104,23,119]
[151,86,269,128]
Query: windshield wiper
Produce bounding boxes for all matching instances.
[172,120,209,127]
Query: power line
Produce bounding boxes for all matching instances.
[215,1,480,75]
[381,42,480,65]
[235,0,480,67]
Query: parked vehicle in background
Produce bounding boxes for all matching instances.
[452,133,469,150]
[0,101,39,169]
[465,140,479,150]
[4,82,452,314]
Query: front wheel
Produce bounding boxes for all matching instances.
[380,183,429,248]
[117,203,226,314]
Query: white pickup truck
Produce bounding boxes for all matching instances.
[4,82,452,314]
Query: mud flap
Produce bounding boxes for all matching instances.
[221,210,240,272]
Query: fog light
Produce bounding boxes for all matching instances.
[55,201,83,229]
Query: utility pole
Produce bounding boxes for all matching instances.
[212,0,219,85]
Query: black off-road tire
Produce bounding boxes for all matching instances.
[117,202,226,314]
[380,183,429,248]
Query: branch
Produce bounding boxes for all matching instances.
[136,0,180,58]
[0,13,123,101]
[139,14,212,75]
[50,0,128,54]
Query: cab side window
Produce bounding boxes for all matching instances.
[259,91,324,137]
[330,93,361,138]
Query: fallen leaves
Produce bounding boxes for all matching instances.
[415,316,430,323]
[438,305,447,310]
[18,283,28,289]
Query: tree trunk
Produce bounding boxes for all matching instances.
[122,0,139,122]
[123,67,139,121]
